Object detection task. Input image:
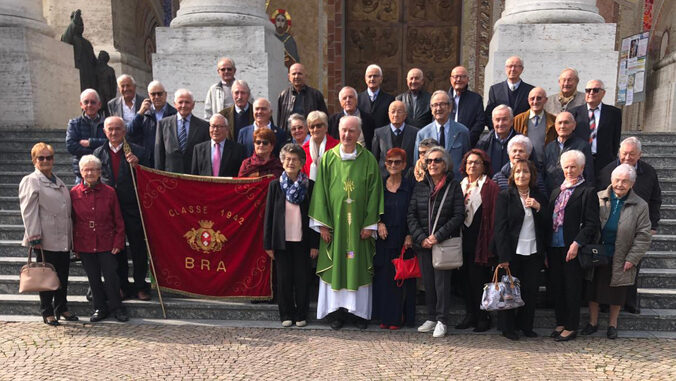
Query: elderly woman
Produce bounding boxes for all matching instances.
[493,135,547,195]
[547,150,599,341]
[456,148,499,332]
[288,113,310,145]
[238,128,283,177]
[264,144,319,328]
[495,160,549,340]
[302,110,338,180]
[71,155,128,322]
[405,138,439,182]
[581,164,652,339]
[408,146,465,338]
[18,143,78,326]
[374,148,415,330]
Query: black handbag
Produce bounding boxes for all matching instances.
[578,244,612,270]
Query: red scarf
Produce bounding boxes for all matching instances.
[239,154,283,178]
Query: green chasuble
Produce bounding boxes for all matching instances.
[309,144,384,291]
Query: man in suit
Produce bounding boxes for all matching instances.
[396,68,433,128]
[570,79,622,176]
[238,98,288,157]
[545,68,586,115]
[328,86,376,150]
[448,66,486,147]
[107,74,145,123]
[513,87,557,167]
[93,116,150,301]
[127,80,177,167]
[219,80,254,142]
[485,56,534,130]
[277,63,328,132]
[414,90,470,180]
[192,114,245,177]
[477,105,519,176]
[155,89,210,174]
[358,64,395,128]
[371,100,419,176]
[204,57,236,118]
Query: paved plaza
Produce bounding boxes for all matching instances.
[0,319,675,380]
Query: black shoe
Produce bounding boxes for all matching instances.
[624,306,640,314]
[114,309,129,322]
[56,311,79,322]
[90,310,108,322]
[330,319,344,330]
[502,331,520,341]
[473,319,490,332]
[580,323,598,336]
[43,316,60,326]
[554,330,577,342]
[354,318,368,330]
[454,315,476,330]
[607,326,618,339]
[550,328,564,338]
[521,329,538,338]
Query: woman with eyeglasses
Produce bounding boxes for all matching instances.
[288,113,311,146]
[19,143,78,326]
[373,148,415,330]
[302,111,338,181]
[407,146,465,338]
[238,127,283,177]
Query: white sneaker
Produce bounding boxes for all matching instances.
[295,320,307,327]
[432,321,447,338]
[418,320,437,333]
[282,320,293,327]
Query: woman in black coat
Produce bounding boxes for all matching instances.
[263,143,319,328]
[494,160,549,340]
[547,150,600,341]
[407,146,465,338]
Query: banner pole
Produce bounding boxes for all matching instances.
[124,140,167,319]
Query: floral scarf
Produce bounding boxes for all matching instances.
[280,171,308,204]
[552,176,585,231]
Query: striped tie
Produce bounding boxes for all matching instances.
[588,108,597,144]
[178,118,187,152]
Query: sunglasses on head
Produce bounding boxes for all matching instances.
[426,157,444,164]
[254,140,270,146]
[37,155,54,162]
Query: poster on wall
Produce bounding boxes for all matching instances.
[617,31,650,106]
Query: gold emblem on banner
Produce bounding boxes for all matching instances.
[184,220,227,253]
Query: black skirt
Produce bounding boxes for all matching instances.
[585,264,629,306]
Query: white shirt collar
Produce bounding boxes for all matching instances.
[339,144,358,160]
[109,142,123,153]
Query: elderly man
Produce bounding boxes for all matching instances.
[108,74,144,123]
[218,80,254,141]
[396,68,433,128]
[492,135,547,194]
[371,100,419,176]
[357,64,395,128]
[277,63,328,132]
[448,66,486,147]
[309,115,384,330]
[328,86,376,150]
[545,68,586,114]
[66,89,107,183]
[155,89,210,174]
[414,91,470,180]
[238,98,288,157]
[476,105,519,175]
[127,80,177,167]
[204,57,237,118]
[92,116,151,300]
[191,114,245,177]
[513,87,557,167]
[571,80,622,175]
[485,56,534,130]
[543,111,594,194]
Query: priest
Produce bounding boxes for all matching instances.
[309,115,384,330]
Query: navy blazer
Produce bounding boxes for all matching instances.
[448,87,487,147]
[191,139,245,177]
[570,103,622,175]
[358,90,395,128]
[127,104,177,167]
[237,123,288,157]
[485,80,534,130]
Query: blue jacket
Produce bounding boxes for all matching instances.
[127,104,177,167]
[65,113,107,178]
[414,119,470,181]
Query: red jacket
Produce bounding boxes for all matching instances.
[70,182,125,253]
[301,135,339,176]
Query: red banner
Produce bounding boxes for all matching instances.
[135,166,273,299]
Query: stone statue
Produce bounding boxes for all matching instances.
[61,9,98,91]
[95,51,117,113]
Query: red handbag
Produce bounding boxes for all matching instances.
[391,246,421,286]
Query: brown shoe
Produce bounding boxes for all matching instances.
[137,290,151,301]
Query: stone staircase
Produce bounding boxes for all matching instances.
[0,128,675,331]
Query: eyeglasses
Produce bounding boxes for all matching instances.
[82,100,98,105]
[426,157,444,164]
[308,123,325,130]
[430,102,449,108]
[528,96,544,101]
[210,124,227,129]
[36,155,53,162]
[385,159,403,166]
[450,75,468,80]
[418,151,428,157]
[466,160,483,166]
[585,88,603,94]
[218,67,235,72]
[149,91,165,97]
[254,140,270,146]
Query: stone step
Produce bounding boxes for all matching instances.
[0,172,76,185]
[631,142,675,155]
[0,150,70,162]
[640,154,676,169]
[655,168,676,178]
[657,219,676,235]
[0,241,23,256]
[0,129,67,141]
[0,139,69,152]
[646,234,676,251]
[0,197,20,210]
[622,131,676,144]
[662,192,676,205]
[642,251,676,269]
[0,274,146,295]
[0,160,71,173]
[638,288,676,309]
[637,268,676,288]
[0,257,134,277]
[0,225,24,240]
[661,205,676,219]
[0,210,22,225]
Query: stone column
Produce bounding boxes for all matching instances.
[484,0,619,106]
[153,0,286,118]
[0,0,80,129]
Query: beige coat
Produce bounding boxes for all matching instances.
[18,169,72,252]
[598,186,652,287]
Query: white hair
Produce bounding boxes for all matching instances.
[560,149,586,167]
[620,136,642,154]
[231,79,250,93]
[586,79,605,89]
[430,90,450,103]
[217,57,236,70]
[339,115,362,133]
[612,163,637,183]
[147,80,165,92]
[339,86,358,99]
[492,104,514,119]
[78,154,101,170]
[253,97,271,109]
[80,89,100,103]
[116,74,136,86]
[174,88,194,103]
[507,135,533,155]
[365,64,382,76]
[560,68,579,80]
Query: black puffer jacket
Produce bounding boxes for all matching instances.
[407,172,465,252]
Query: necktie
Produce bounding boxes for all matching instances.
[588,108,597,144]
[439,125,446,148]
[533,115,540,126]
[212,142,221,176]
[178,118,187,152]
[394,128,401,137]
[370,93,375,102]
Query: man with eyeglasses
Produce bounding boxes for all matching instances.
[191,114,245,177]
[66,89,108,184]
[570,79,622,175]
[107,74,144,123]
[204,57,237,118]
[513,87,557,167]
[238,98,288,157]
[447,66,486,147]
[414,90,470,180]
[127,80,177,168]
[358,64,395,128]
[485,56,534,131]
[371,100,419,176]
[277,63,328,132]
[396,68,433,128]
[545,68,586,115]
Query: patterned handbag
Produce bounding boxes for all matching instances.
[18,247,60,293]
[480,266,525,311]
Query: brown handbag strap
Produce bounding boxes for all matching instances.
[27,246,46,265]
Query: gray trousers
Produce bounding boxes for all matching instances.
[417,250,452,324]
